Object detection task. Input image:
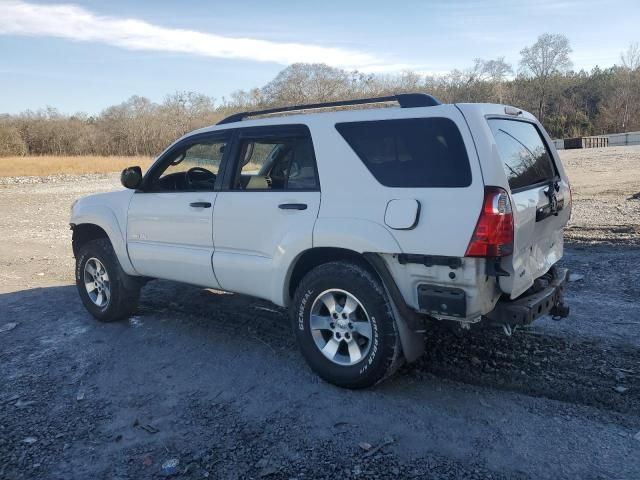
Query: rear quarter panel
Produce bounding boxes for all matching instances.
[308,105,485,257]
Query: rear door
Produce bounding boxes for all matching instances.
[487,118,571,298]
[211,125,321,303]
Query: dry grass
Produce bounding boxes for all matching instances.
[0,156,153,177]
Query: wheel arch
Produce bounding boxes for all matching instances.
[285,247,426,364]
[284,217,404,306]
[285,247,375,305]
[70,213,137,276]
[72,223,110,257]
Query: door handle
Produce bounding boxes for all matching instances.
[190,202,211,208]
[278,203,307,210]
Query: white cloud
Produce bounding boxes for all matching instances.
[0,0,421,73]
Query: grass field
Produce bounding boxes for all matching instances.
[0,156,153,177]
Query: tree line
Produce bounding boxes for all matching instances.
[1,34,639,157]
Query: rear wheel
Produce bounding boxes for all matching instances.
[291,261,402,388]
[75,238,141,322]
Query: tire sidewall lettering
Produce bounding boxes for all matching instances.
[75,252,87,282]
[297,289,313,331]
[292,263,398,387]
[359,315,378,374]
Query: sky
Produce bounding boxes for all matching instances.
[0,0,638,115]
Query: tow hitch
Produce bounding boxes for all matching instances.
[550,302,570,320]
[486,267,569,331]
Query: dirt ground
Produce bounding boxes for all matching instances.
[0,146,639,479]
[0,156,153,177]
[561,146,640,245]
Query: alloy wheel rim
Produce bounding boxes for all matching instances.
[309,289,373,366]
[83,257,110,308]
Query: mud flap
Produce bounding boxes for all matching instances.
[363,252,425,363]
[388,296,425,363]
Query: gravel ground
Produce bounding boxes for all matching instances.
[562,146,640,245]
[1,147,639,479]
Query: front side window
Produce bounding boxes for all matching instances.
[233,135,318,191]
[488,119,557,191]
[152,138,227,191]
[335,117,471,188]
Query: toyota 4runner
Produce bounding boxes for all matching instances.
[70,93,571,388]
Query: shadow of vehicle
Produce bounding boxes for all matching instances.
[2,279,638,415]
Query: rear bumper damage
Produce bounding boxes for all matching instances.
[485,267,569,327]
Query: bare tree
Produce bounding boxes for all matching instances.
[223,88,264,109]
[621,42,640,70]
[619,42,640,130]
[7,44,640,157]
[0,124,27,155]
[478,57,513,103]
[162,91,217,138]
[519,33,572,120]
[261,63,351,105]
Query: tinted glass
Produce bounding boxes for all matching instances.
[335,118,471,188]
[287,138,319,189]
[488,119,556,190]
[233,135,318,191]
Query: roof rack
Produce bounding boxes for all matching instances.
[217,93,442,125]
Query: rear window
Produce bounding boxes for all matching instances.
[335,118,471,188]
[488,119,557,191]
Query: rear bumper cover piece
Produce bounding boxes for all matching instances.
[486,267,569,326]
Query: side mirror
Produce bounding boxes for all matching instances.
[121,166,142,190]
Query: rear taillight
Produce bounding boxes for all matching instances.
[465,187,514,257]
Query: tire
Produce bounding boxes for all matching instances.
[291,261,402,388]
[75,238,141,322]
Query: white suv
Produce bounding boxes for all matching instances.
[70,94,571,388]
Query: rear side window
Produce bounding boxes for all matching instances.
[335,118,471,188]
[232,133,319,191]
[488,119,557,191]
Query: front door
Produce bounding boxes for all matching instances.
[127,133,229,287]
[212,125,321,303]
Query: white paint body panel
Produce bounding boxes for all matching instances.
[384,199,420,230]
[502,185,568,297]
[212,191,320,305]
[313,217,401,254]
[306,105,484,258]
[70,190,137,275]
[127,192,220,288]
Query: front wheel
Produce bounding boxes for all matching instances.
[75,238,141,322]
[291,261,402,388]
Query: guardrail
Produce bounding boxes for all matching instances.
[552,131,640,150]
[607,131,640,147]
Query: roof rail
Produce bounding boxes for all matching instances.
[217,93,442,125]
